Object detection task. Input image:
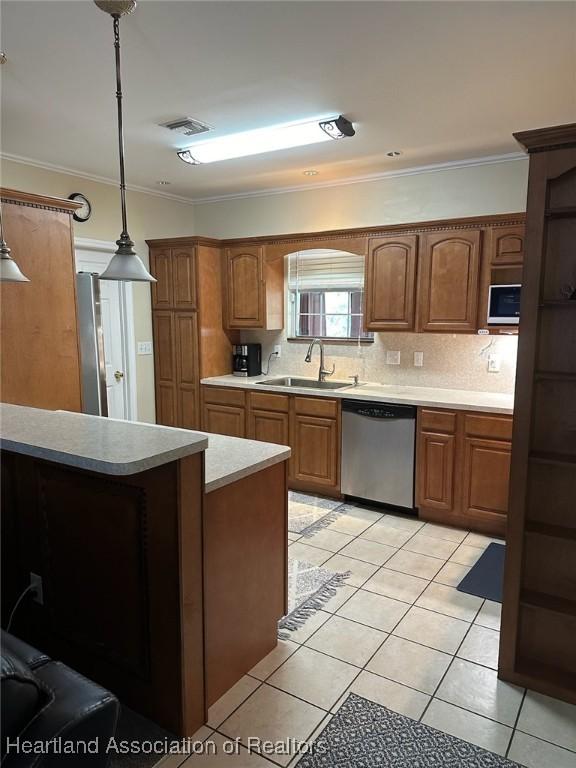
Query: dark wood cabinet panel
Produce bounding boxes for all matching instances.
[225,247,264,328]
[365,235,417,331]
[150,248,174,309]
[418,229,481,332]
[173,247,197,309]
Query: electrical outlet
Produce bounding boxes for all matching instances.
[386,350,401,365]
[30,573,43,605]
[137,341,153,355]
[413,351,424,367]
[273,344,282,358]
[488,354,501,373]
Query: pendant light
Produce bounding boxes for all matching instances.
[0,202,30,283]
[95,1,155,282]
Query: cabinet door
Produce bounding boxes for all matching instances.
[365,236,417,330]
[291,414,338,489]
[248,408,290,445]
[203,403,246,438]
[225,246,264,328]
[152,311,177,426]
[150,248,174,309]
[489,225,525,265]
[416,431,456,512]
[418,229,481,332]
[173,247,197,309]
[462,437,511,519]
[174,312,199,430]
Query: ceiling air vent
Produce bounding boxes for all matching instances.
[160,117,213,137]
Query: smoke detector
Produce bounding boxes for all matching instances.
[160,117,213,137]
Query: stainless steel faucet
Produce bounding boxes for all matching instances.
[305,338,335,382]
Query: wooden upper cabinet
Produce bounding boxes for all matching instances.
[150,246,197,310]
[224,245,284,330]
[172,247,197,309]
[225,246,265,328]
[489,225,525,265]
[417,229,481,332]
[150,248,174,309]
[364,236,417,331]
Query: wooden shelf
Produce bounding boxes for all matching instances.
[539,300,576,308]
[521,590,576,617]
[545,206,576,219]
[526,520,576,540]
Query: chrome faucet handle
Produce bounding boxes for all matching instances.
[321,362,336,379]
[348,374,360,386]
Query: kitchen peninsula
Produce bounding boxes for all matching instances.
[0,404,290,737]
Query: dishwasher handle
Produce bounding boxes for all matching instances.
[342,400,416,420]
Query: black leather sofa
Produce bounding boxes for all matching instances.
[1,631,119,767]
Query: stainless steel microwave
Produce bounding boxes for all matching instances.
[487,284,521,325]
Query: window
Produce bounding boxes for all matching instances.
[288,249,373,341]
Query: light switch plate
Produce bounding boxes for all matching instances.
[414,351,424,367]
[386,350,401,365]
[137,341,153,355]
[488,354,501,373]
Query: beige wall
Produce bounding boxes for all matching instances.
[1,158,195,422]
[194,158,529,238]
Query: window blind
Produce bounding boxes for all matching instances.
[288,249,365,291]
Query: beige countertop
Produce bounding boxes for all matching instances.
[0,403,208,475]
[202,432,290,493]
[201,374,514,415]
[0,404,291,489]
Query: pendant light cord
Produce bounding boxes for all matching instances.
[112,14,129,240]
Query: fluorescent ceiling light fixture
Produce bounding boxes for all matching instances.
[177,115,354,165]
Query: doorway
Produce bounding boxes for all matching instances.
[75,238,137,421]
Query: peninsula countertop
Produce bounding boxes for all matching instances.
[0,403,208,476]
[201,374,514,415]
[0,403,291,488]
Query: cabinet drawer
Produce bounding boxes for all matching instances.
[249,391,290,413]
[293,396,338,419]
[464,413,512,441]
[202,386,246,407]
[419,408,457,434]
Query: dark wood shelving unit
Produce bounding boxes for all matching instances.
[499,122,576,706]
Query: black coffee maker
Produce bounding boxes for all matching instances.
[232,344,262,377]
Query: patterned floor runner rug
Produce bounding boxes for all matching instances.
[288,491,345,536]
[279,558,349,638]
[297,693,520,768]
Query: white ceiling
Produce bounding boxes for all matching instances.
[1,1,575,201]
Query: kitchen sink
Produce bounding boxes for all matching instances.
[257,377,350,390]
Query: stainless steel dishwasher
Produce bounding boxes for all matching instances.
[341,400,416,511]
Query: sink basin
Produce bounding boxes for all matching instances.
[257,377,350,391]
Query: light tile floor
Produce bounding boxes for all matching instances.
[176,494,576,768]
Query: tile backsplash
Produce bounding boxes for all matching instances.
[241,330,518,394]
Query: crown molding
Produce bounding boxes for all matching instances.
[192,152,527,204]
[2,149,527,208]
[0,152,197,206]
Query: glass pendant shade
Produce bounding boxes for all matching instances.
[100,236,156,282]
[0,204,30,283]
[0,245,30,282]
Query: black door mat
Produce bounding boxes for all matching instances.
[457,542,506,603]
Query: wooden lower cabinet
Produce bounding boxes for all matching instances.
[202,386,340,495]
[417,407,512,536]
